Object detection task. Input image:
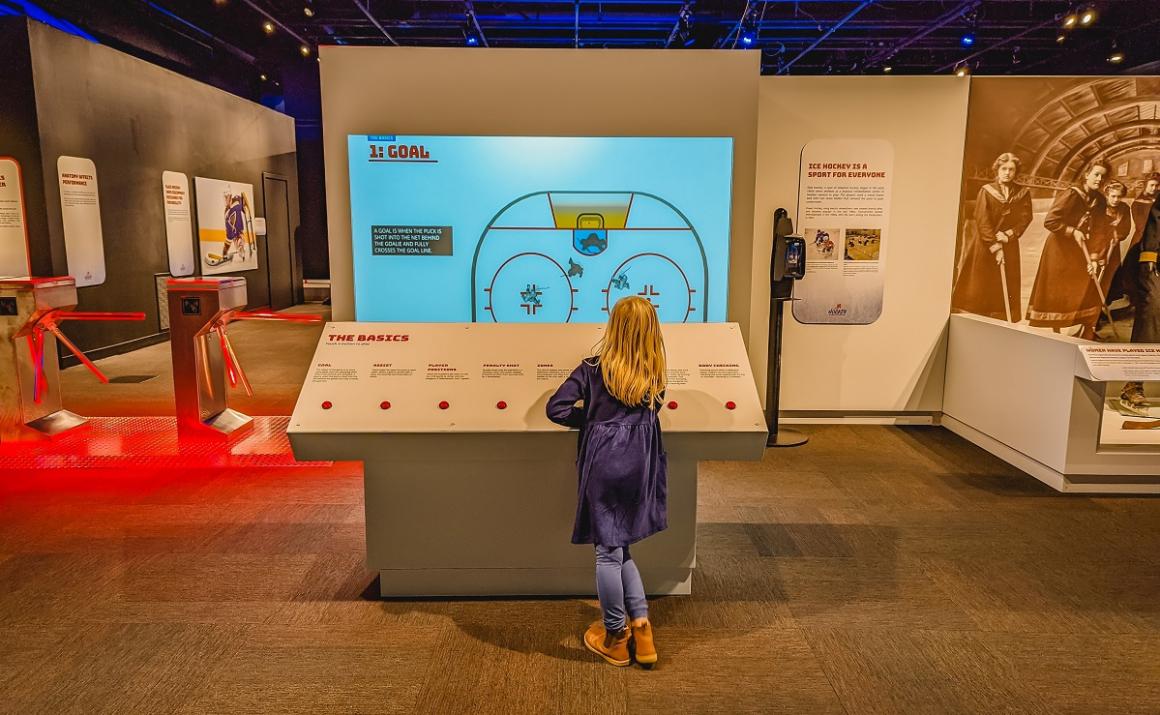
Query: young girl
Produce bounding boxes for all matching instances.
[546,296,667,669]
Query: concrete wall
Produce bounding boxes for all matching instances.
[2,19,301,358]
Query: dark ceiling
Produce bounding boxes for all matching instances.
[4,0,1158,107]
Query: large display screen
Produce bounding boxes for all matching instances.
[348,135,734,323]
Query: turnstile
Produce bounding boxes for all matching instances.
[0,276,144,441]
[167,276,321,438]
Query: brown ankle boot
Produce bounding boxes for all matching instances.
[583,621,631,667]
[630,619,657,667]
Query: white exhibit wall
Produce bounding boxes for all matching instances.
[319,46,760,342]
[751,76,970,413]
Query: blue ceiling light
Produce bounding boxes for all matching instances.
[7,0,99,42]
[740,29,756,47]
[466,32,480,46]
[960,32,976,47]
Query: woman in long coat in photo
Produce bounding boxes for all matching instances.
[1026,162,1111,335]
[1096,181,1133,308]
[951,152,1033,321]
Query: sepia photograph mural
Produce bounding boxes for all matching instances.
[952,77,1159,346]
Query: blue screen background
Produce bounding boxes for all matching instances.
[348,135,733,323]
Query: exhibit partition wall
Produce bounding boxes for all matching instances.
[752,77,970,414]
[320,47,760,335]
[942,76,1160,492]
[0,18,301,359]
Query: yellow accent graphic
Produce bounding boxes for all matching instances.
[550,193,632,229]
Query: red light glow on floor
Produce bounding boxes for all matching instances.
[0,416,325,470]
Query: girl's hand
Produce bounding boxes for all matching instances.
[1073,229,1087,242]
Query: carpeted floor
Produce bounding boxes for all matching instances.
[2,424,1159,714]
[2,313,1157,713]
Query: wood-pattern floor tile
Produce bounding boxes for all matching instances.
[625,626,844,714]
[802,627,1053,715]
[179,645,430,714]
[776,556,978,631]
[978,632,1160,714]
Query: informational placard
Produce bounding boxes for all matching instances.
[290,322,765,436]
[347,135,734,324]
[195,177,257,275]
[1078,345,1160,382]
[792,139,894,325]
[57,156,106,286]
[0,157,30,278]
[162,171,194,277]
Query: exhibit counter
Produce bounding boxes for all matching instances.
[289,322,767,596]
[943,313,1160,494]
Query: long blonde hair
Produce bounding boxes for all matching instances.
[593,296,666,408]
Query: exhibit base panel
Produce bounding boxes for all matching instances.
[363,457,698,597]
[944,314,1160,495]
[377,567,692,598]
[942,415,1160,495]
[290,323,768,598]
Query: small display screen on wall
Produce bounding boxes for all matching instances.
[347,135,734,323]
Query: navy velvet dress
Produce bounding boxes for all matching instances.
[546,360,668,547]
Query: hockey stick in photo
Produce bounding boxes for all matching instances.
[997,251,1013,323]
[1089,274,1121,340]
[1073,233,1120,339]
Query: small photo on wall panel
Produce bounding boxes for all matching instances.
[0,157,31,278]
[57,155,106,286]
[195,177,258,276]
[162,171,195,276]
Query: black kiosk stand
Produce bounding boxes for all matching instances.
[765,208,808,448]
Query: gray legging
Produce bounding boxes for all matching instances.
[595,544,649,632]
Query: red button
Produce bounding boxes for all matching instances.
[496,401,507,410]
[667,401,678,410]
[380,401,391,410]
[439,401,450,410]
[725,401,736,410]
[321,401,332,410]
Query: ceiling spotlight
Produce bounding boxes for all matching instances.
[1104,40,1122,64]
[960,32,975,47]
[1080,7,1096,26]
[883,65,893,73]
[955,64,970,77]
[303,6,315,18]
[259,73,268,81]
[1056,32,1067,43]
[1062,12,1078,29]
[262,20,275,35]
[213,0,228,6]
[740,28,756,47]
[299,44,311,57]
